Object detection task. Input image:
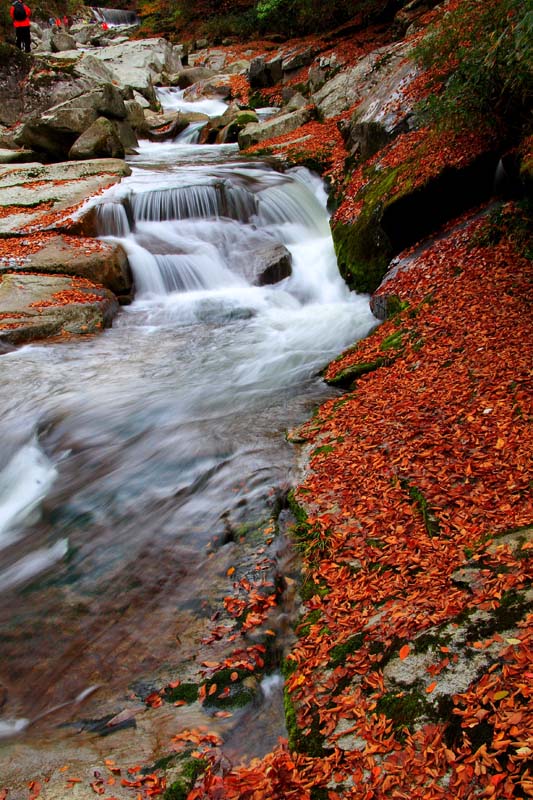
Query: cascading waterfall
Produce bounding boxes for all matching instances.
[90,6,139,26]
[156,87,229,118]
[0,97,378,770]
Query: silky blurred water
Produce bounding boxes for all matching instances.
[0,132,377,748]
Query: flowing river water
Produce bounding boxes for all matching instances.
[0,92,377,780]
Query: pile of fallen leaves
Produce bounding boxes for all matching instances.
[188,207,532,798]
[245,115,350,183]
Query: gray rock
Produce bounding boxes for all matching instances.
[285,92,307,112]
[125,100,148,133]
[0,158,131,235]
[238,107,314,149]
[0,148,36,164]
[71,23,97,45]
[51,31,78,52]
[170,66,215,89]
[71,53,116,84]
[34,27,53,52]
[312,44,401,119]
[250,242,292,285]
[0,234,132,297]
[343,41,418,160]
[113,119,139,152]
[226,59,251,75]
[17,84,128,158]
[133,91,151,109]
[281,47,313,73]
[249,57,271,89]
[69,117,126,160]
[78,38,183,98]
[183,76,232,101]
[144,111,192,142]
[266,56,283,84]
[0,272,118,346]
[307,53,340,92]
[223,236,292,285]
[200,105,258,145]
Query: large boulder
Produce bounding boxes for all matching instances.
[238,107,314,150]
[313,42,409,119]
[0,158,131,235]
[124,100,148,134]
[80,38,183,99]
[281,46,314,74]
[182,75,233,101]
[51,31,78,52]
[249,56,283,89]
[331,131,500,294]
[16,84,129,158]
[70,53,116,84]
[340,41,419,161]
[0,272,118,346]
[0,234,132,298]
[170,66,215,88]
[69,117,128,160]
[2,60,95,126]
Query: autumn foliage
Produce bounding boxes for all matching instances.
[187,205,532,799]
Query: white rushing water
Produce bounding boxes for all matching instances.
[0,108,377,735]
[156,87,229,118]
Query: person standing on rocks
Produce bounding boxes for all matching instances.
[10,0,31,52]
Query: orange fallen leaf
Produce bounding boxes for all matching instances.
[399,644,410,660]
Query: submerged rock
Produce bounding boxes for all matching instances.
[241,241,292,286]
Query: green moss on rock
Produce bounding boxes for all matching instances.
[332,166,401,293]
[375,689,430,739]
[328,633,365,667]
[325,357,389,388]
[203,667,256,709]
[163,683,199,704]
[332,217,392,295]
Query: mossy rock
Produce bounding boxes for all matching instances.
[332,165,399,294]
[235,111,258,125]
[203,667,256,709]
[163,683,199,704]
[332,145,499,294]
[325,356,390,388]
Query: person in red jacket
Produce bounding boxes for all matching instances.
[10,0,31,53]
